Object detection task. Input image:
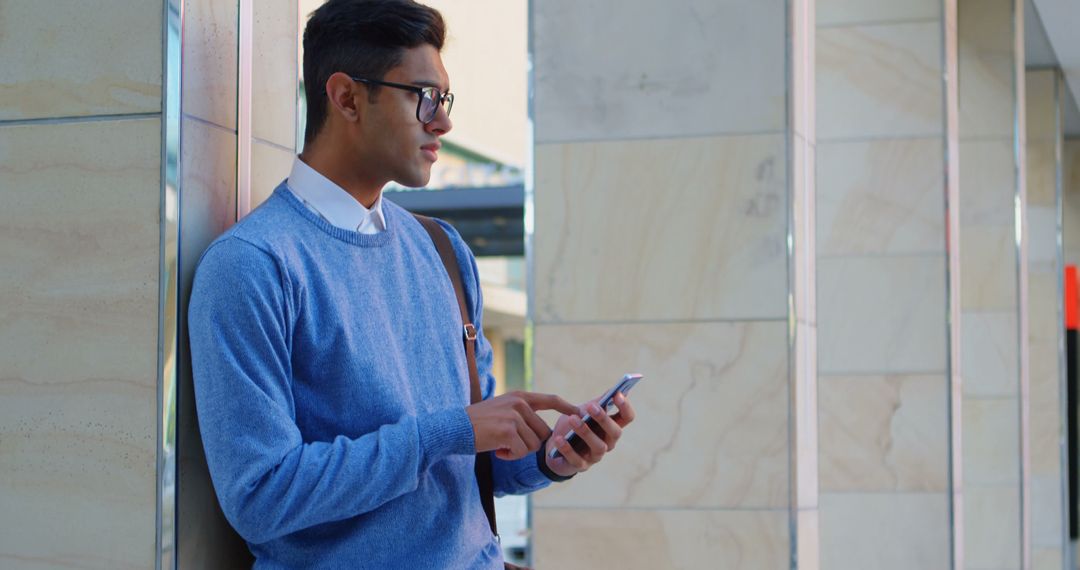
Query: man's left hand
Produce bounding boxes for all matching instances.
[543,391,635,478]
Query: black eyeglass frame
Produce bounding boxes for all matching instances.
[348,76,454,124]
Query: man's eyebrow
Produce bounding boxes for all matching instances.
[412,79,449,91]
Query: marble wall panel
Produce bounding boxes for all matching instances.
[252,0,299,149]
[817,22,943,140]
[1033,548,1063,570]
[959,140,1018,226]
[963,485,1021,568]
[532,509,789,570]
[0,0,161,120]
[816,0,940,27]
[1031,474,1064,549]
[956,0,1016,139]
[1065,140,1080,268]
[817,255,947,374]
[816,138,945,256]
[818,375,948,492]
[1025,71,1057,141]
[963,398,1021,485]
[0,118,161,567]
[1026,141,1056,207]
[183,0,240,129]
[819,492,950,569]
[251,140,295,210]
[532,0,787,143]
[959,225,1019,311]
[533,135,788,324]
[1027,206,1058,270]
[1028,272,1063,477]
[532,321,789,509]
[962,311,1019,397]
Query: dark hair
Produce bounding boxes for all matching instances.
[302,0,446,145]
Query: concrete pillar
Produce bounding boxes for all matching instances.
[1026,67,1068,570]
[814,0,956,567]
[956,1,1027,567]
[529,0,816,567]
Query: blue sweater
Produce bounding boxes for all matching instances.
[188,184,551,569]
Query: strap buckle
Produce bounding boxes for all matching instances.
[463,323,478,341]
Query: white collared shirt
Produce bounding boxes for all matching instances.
[286,157,387,234]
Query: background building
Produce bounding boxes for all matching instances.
[4,0,1080,568]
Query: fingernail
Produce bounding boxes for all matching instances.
[590,404,602,414]
[572,416,583,427]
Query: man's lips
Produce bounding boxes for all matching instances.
[420,143,440,162]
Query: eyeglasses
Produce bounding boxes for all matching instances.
[349,76,454,124]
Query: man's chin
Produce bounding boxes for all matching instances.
[396,173,432,189]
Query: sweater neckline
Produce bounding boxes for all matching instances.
[275,184,396,247]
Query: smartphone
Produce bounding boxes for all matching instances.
[548,373,643,460]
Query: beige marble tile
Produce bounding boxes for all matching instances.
[1033,547,1064,570]
[1066,141,1080,268]
[817,22,943,140]
[962,311,1019,397]
[183,0,239,129]
[960,225,1019,311]
[817,0,940,27]
[1031,474,1065,549]
[251,140,295,211]
[533,509,789,570]
[959,139,1018,227]
[1028,205,1059,271]
[1027,271,1063,480]
[0,118,161,567]
[533,0,787,142]
[817,255,947,374]
[793,322,819,509]
[817,138,945,256]
[819,492,950,569]
[819,375,948,492]
[253,0,298,149]
[533,135,788,324]
[1026,141,1057,207]
[1026,70,1058,143]
[962,398,1020,484]
[0,1,161,120]
[957,0,1016,139]
[533,321,789,509]
[180,119,237,271]
[963,485,1021,568]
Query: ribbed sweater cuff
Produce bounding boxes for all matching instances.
[535,440,575,483]
[417,407,476,464]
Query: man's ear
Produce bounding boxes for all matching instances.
[324,72,361,123]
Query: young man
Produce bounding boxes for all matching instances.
[187,0,635,568]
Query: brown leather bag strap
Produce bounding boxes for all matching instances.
[413,214,498,538]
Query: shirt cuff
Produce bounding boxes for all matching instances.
[417,407,476,467]
[536,439,576,482]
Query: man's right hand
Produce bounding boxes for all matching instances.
[465,391,581,460]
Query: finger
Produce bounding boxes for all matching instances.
[572,414,607,460]
[611,392,636,426]
[512,401,554,441]
[522,392,581,417]
[515,415,543,452]
[587,401,623,450]
[505,432,529,460]
[553,435,589,472]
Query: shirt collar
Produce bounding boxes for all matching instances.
[286,156,386,233]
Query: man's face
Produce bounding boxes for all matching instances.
[357,44,452,189]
